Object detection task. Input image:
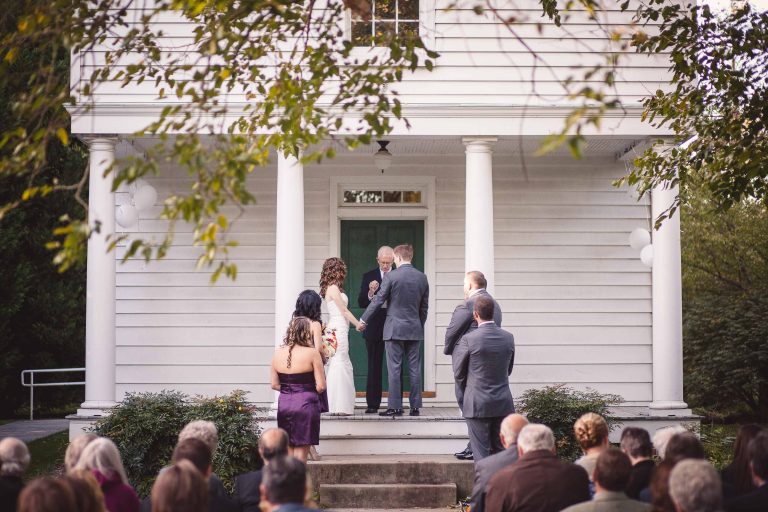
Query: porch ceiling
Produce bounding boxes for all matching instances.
[115,135,644,161]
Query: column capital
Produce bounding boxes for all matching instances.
[83,136,118,152]
[462,136,498,153]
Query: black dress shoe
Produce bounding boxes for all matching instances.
[456,451,474,461]
[365,407,379,414]
[409,408,420,416]
[379,408,404,417]
[454,447,471,458]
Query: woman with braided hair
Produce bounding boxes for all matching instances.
[270,316,327,462]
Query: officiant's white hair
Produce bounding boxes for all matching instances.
[518,424,555,452]
[377,246,393,257]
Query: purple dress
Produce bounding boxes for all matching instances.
[277,372,321,446]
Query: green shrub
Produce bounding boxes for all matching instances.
[518,384,622,461]
[93,390,261,497]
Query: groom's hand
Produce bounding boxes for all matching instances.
[357,321,367,332]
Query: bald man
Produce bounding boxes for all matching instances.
[234,428,289,512]
[357,246,395,413]
[470,414,529,512]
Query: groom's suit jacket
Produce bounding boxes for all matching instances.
[361,263,429,341]
[357,268,387,342]
[443,289,502,355]
[453,322,515,417]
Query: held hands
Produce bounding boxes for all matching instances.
[356,320,367,332]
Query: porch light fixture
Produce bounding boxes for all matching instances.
[374,140,392,173]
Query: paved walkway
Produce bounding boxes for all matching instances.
[0,419,69,443]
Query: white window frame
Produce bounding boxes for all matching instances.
[344,0,436,54]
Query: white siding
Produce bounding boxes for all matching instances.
[77,1,670,111]
[115,148,651,406]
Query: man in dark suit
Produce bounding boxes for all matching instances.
[727,430,768,512]
[620,427,655,500]
[357,245,394,413]
[444,270,503,460]
[485,424,591,512]
[453,295,515,461]
[359,244,429,417]
[172,438,239,512]
[471,413,529,512]
[259,456,320,512]
[235,428,289,512]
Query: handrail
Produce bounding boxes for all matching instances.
[20,368,85,421]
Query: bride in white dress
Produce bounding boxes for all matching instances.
[320,257,362,415]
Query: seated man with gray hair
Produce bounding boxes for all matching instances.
[178,420,230,500]
[0,437,30,512]
[669,459,723,512]
[236,428,290,512]
[485,424,590,512]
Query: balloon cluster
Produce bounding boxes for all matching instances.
[626,185,653,268]
[115,179,158,229]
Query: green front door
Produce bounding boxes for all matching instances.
[340,220,425,393]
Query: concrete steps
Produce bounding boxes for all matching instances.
[320,483,457,509]
[308,455,474,509]
[262,407,469,455]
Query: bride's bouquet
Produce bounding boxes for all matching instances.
[321,327,338,360]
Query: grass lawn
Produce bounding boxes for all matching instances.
[26,430,69,477]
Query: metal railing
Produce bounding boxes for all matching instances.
[20,368,85,420]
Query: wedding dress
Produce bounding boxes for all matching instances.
[324,293,356,415]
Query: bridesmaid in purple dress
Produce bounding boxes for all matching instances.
[271,316,327,463]
[293,290,329,414]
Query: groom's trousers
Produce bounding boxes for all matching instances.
[385,339,422,409]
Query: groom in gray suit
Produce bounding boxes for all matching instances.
[358,244,429,417]
[453,295,515,461]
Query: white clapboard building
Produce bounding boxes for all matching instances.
[68,0,698,452]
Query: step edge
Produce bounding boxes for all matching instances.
[320,483,458,489]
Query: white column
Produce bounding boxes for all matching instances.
[463,137,497,295]
[273,151,305,345]
[649,181,688,411]
[80,137,117,413]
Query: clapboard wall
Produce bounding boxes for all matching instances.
[77,0,670,109]
[114,143,652,406]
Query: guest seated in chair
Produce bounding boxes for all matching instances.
[562,448,650,512]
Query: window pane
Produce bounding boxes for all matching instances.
[383,191,403,203]
[375,0,397,20]
[374,20,396,42]
[344,190,383,203]
[399,0,419,20]
[351,21,372,46]
[402,190,422,203]
[398,21,419,41]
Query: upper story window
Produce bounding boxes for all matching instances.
[351,0,420,46]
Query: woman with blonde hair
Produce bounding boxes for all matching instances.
[64,432,98,473]
[319,257,361,416]
[271,316,327,462]
[573,412,610,493]
[75,437,140,512]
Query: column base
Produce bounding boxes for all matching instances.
[648,401,691,416]
[77,401,116,416]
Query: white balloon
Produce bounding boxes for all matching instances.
[130,178,149,195]
[134,184,158,211]
[629,228,651,250]
[640,244,654,267]
[116,203,138,228]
